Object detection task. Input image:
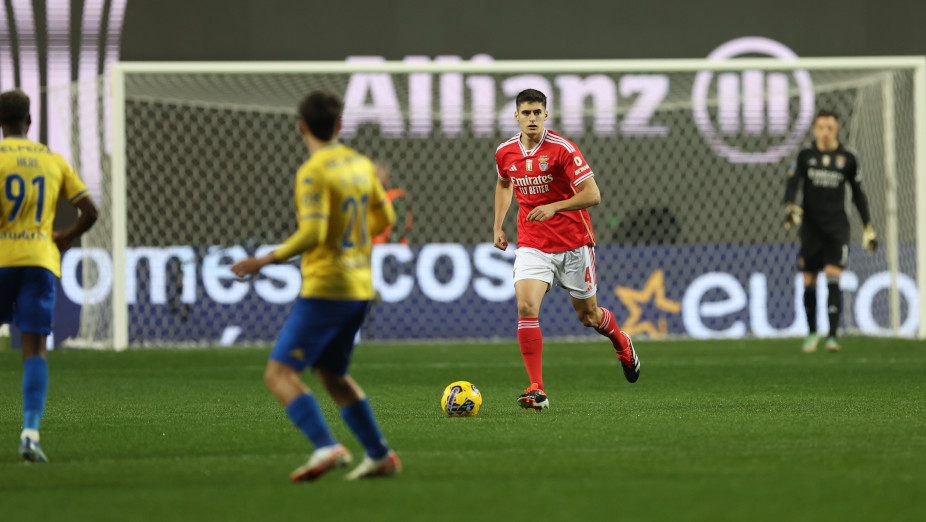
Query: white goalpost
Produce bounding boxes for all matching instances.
[60,56,926,349]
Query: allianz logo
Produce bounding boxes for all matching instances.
[343,37,813,165]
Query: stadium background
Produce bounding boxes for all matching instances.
[6,0,926,345]
[2,6,924,522]
[120,0,926,60]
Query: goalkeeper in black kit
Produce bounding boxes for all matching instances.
[783,109,878,353]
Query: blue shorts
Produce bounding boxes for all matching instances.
[271,297,370,374]
[0,266,57,335]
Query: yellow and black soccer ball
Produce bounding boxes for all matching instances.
[440,381,482,417]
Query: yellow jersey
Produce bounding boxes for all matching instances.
[274,143,394,300]
[0,137,89,277]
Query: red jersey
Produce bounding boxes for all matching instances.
[495,129,596,252]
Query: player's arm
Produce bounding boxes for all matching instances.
[848,165,872,227]
[232,168,328,277]
[54,162,99,251]
[53,195,98,252]
[275,212,329,259]
[847,157,877,253]
[400,192,413,239]
[232,214,328,278]
[527,147,600,222]
[494,176,513,250]
[525,177,600,223]
[400,204,414,245]
[783,154,804,229]
[368,175,396,238]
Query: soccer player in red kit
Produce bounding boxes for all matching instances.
[494,89,640,410]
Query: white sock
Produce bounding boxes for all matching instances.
[20,429,39,442]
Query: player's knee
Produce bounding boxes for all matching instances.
[576,308,598,327]
[517,301,540,318]
[263,364,290,392]
[318,370,364,406]
[318,371,347,392]
[263,366,278,391]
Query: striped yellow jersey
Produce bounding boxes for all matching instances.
[0,137,89,277]
[274,143,394,300]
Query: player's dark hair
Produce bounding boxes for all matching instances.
[298,91,343,141]
[516,89,547,109]
[814,109,838,122]
[0,89,30,126]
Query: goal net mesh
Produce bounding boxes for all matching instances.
[56,63,919,347]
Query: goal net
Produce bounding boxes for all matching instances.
[57,58,925,349]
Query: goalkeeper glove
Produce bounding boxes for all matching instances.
[862,224,879,254]
[783,204,803,229]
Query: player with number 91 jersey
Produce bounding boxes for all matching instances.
[495,129,596,252]
[272,143,391,300]
[0,138,89,276]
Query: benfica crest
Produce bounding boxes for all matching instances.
[538,156,550,172]
[835,155,846,169]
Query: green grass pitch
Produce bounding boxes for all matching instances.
[1,337,924,521]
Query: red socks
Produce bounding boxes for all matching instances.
[595,307,628,351]
[517,318,543,390]
[518,309,626,390]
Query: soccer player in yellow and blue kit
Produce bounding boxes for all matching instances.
[232,92,399,482]
[0,89,98,462]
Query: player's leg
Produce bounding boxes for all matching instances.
[560,246,640,383]
[267,298,348,482]
[267,359,350,482]
[264,360,310,405]
[512,247,554,407]
[822,242,848,352]
[514,279,551,410]
[799,232,823,353]
[316,369,400,480]
[19,333,49,463]
[822,265,844,351]
[12,267,55,463]
[313,300,399,480]
[315,371,386,458]
[801,270,820,352]
[515,278,548,394]
[571,294,640,383]
[265,361,337,453]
